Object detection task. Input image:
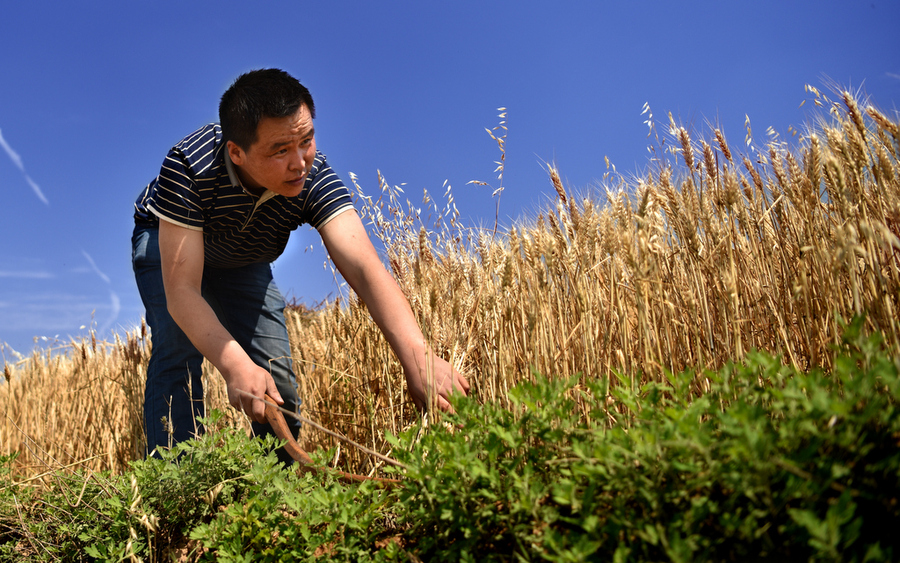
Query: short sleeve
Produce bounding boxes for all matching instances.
[302,153,355,229]
[146,148,206,230]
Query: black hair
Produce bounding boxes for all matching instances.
[218,68,316,150]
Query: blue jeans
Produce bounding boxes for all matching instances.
[131,224,301,460]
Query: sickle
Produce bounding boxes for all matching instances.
[262,393,401,486]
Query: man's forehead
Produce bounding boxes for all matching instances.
[257,106,313,146]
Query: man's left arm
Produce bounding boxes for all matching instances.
[318,210,470,412]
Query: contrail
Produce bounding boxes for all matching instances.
[81,250,120,336]
[0,128,24,170]
[0,127,49,205]
[81,249,111,284]
[98,289,121,337]
[25,175,49,205]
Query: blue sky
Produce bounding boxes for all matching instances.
[1,1,898,357]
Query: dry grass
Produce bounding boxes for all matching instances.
[2,86,899,481]
[0,325,248,485]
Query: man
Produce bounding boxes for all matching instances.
[132,68,469,459]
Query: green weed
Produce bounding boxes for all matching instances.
[1,318,897,561]
[387,316,899,561]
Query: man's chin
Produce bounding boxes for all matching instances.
[279,183,305,197]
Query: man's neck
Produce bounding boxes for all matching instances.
[233,163,266,197]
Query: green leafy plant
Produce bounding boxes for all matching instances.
[2,319,897,562]
[385,316,899,562]
[1,410,292,561]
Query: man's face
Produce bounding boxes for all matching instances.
[227,103,316,197]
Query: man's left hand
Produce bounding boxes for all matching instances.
[405,352,470,413]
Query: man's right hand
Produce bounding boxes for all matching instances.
[224,364,284,424]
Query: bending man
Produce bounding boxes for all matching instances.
[132,68,469,460]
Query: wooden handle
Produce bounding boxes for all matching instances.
[263,394,314,465]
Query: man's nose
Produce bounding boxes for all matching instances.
[288,148,306,171]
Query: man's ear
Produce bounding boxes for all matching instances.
[227,140,246,166]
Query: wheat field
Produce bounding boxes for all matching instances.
[2,86,898,481]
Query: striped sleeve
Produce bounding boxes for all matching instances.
[146,149,206,231]
[304,153,355,229]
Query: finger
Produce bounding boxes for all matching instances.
[437,396,454,414]
[252,399,268,424]
[240,391,264,423]
[230,388,246,411]
[265,375,284,405]
[236,390,266,424]
[455,371,471,394]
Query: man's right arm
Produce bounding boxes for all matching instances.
[157,219,283,422]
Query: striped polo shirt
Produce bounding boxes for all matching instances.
[133,124,354,268]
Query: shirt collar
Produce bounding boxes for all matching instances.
[224,147,277,203]
[224,147,244,190]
